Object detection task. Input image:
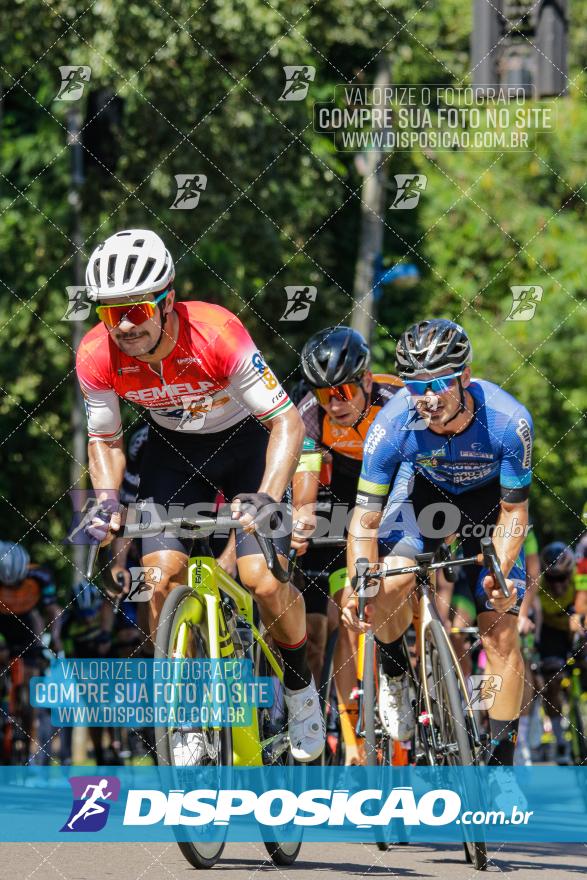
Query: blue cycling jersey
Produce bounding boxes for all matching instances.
[357,379,533,504]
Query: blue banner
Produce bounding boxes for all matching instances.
[0,766,585,842]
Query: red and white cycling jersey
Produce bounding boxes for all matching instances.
[76,301,292,439]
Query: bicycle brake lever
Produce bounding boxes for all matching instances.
[480,537,510,598]
[86,542,99,580]
[355,557,371,622]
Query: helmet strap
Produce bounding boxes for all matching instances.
[146,304,168,356]
[443,376,467,427]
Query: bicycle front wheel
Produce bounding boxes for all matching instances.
[425,618,487,871]
[155,584,232,869]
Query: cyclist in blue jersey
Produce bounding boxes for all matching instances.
[343,320,533,776]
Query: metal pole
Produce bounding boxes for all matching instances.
[351,57,392,344]
[67,107,88,586]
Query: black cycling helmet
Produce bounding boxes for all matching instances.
[540,541,575,578]
[300,326,370,388]
[395,319,472,378]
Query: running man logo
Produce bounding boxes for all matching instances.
[506,285,543,321]
[56,66,92,101]
[61,776,120,833]
[127,567,161,602]
[390,174,428,210]
[63,286,92,322]
[170,174,208,210]
[468,674,502,710]
[279,66,316,101]
[280,285,317,321]
[402,404,430,431]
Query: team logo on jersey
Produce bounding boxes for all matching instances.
[279,66,315,101]
[515,418,532,468]
[251,352,278,390]
[364,424,386,455]
[61,776,120,832]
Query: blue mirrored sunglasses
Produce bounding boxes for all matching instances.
[404,370,463,396]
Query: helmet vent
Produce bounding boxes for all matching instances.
[133,238,145,247]
[107,254,117,286]
[92,259,101,286]
[137,258,155,286]
[154,262,167,282]
[123,255,137,284]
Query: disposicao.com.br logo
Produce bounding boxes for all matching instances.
[122,786,532,829]
[61,776,121,832]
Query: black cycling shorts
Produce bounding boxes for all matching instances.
[137,417,291,560]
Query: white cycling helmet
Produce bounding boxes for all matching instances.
[85,229,175,301]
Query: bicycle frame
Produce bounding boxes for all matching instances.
[415,571,479,732]
[177,551,283,767]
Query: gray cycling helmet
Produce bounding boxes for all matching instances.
[301,326,370,387]
[0,542,30,585]
[396,319,472,378]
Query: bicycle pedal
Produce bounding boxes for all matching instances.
[418,712,432,726]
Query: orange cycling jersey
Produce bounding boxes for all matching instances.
[76,301,292,438]
[0,565,57,617]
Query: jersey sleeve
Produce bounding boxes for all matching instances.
[500,406,534,502]
[76,334,123,441]
[356,408,404,507]
[217,316,293,423]
[295,393,324,473]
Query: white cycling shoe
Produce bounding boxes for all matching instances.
[171,729,209,766]
[379,673,415,741]
[284,679,325,763]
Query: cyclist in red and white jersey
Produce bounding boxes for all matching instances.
[75,229,325,764]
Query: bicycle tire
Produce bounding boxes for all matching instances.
[155,584,232,869]
[254,629,303,866]
[319,630,344,767]
[361,631,395,850]
[426,619,487,871]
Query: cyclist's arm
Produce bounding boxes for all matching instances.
[292,455,321,552]
[347,411,403,576]
[258,406,304,500]
[498,406,534,577]
[492,499,529,578]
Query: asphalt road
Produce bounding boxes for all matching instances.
[3,841,585,879]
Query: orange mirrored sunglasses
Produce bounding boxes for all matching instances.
[313,381,362,405]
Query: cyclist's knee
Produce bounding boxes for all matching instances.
[483,623,522,667]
